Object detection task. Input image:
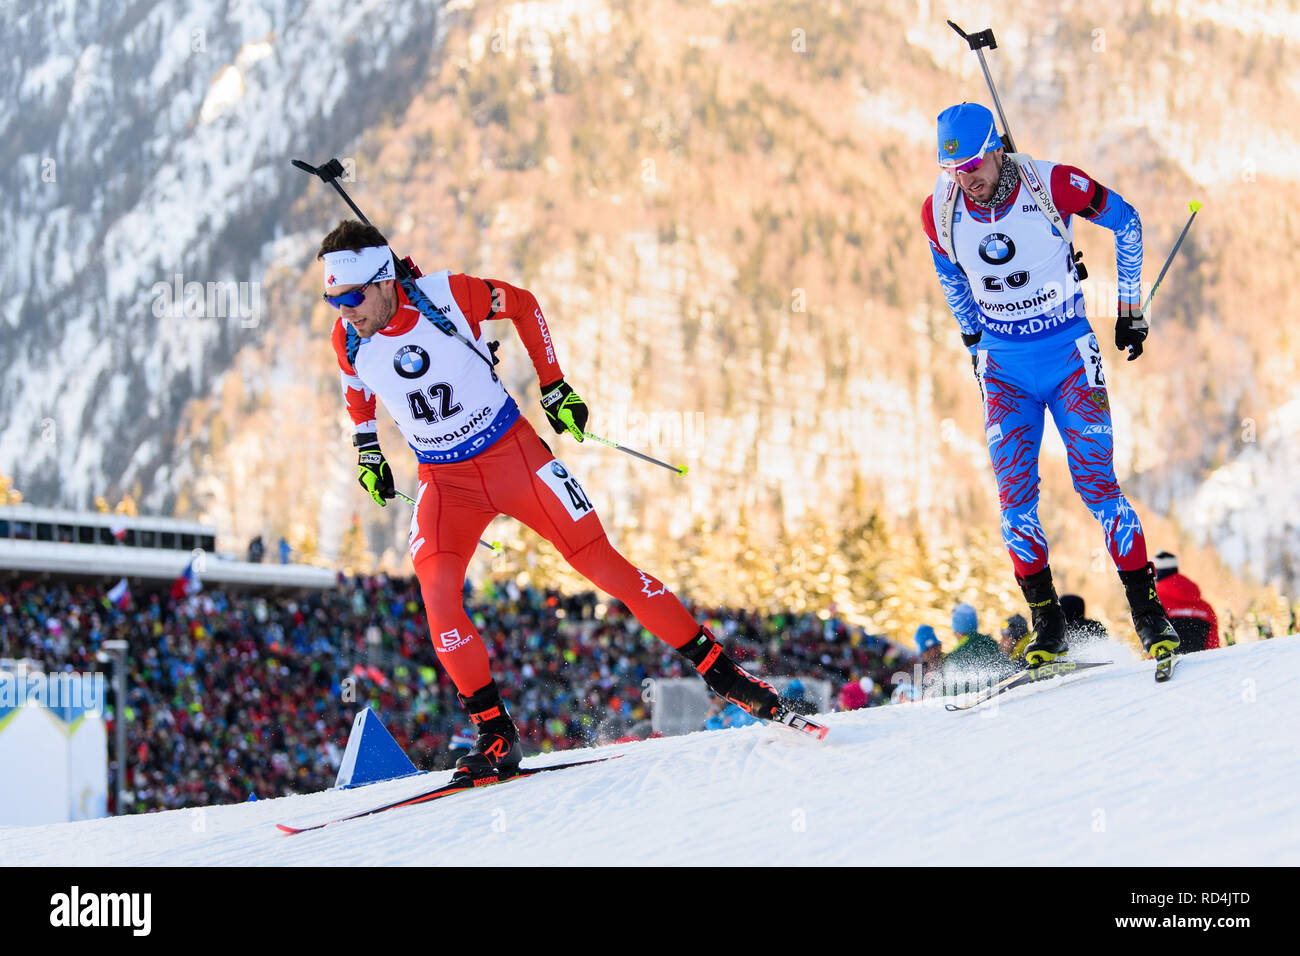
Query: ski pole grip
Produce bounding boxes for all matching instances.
[947,20,997,51]
[291,157,349,182]
[318,158,347,180]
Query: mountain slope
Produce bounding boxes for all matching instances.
[174,0,1300,618]
[5,0,1300,623]
[5,636,1296,866]
[0,0,444,510]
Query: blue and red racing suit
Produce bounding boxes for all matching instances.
[921,159,1150,578]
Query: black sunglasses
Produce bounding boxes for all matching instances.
[323,263,389,309]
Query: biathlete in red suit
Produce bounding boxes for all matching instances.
[317,219,786,778]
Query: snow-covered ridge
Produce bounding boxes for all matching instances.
[5,636,1295,865]
[1180,394,1300,589]
[0,0,445,510]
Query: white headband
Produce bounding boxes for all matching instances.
[322,245,395,288]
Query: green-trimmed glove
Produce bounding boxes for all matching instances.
[540,379,589,442]
[354,433,396,506]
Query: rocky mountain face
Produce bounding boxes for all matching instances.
[0,0,442,507]
[5,0,1298,635]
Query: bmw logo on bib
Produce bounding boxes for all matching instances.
[978,233,1016,265]
[550,461,569,479]
[394,345,430,379]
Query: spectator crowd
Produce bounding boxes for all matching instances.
[1,551,1287,814]
[0,574,909,814]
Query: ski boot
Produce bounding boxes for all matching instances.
[1119,562,1180,679]
[677,626,782,719]
[452,680,523,782]
[1017,566,1069,667]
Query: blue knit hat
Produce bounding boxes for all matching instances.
[952,603,978,636]
[914,624,940,653]
[936,102,1002,166]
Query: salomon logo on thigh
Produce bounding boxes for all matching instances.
[438,629,471,652]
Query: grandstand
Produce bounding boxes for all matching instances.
[0,504,344,823]
[0,504,336,591]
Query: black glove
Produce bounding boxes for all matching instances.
[962,331,982,374]
[354,432,396,506]
[1115,302,1148,361]
[540,378,589,441]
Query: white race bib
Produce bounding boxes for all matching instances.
[536,459,596,522]
[1074,332,1106,388]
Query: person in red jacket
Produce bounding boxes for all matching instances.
[318,219,797,779]
[1153,551,1219,652]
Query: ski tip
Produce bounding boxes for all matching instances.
[1189,199,1203,213]
[800,719,830,741]
[773,708,828,740]
[275,824,304,835]
[796,723,829,741]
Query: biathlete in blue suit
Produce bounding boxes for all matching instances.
[920,102,1180,666]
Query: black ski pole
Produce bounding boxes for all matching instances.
[1141,200,1203,315]
[581,431,688,476]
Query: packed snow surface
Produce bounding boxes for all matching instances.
[6,637,1297,866]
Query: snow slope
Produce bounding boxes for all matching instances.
[5,637,1298,866]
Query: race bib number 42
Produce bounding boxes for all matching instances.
[536,459,595,521]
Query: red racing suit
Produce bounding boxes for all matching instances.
[332,272,699,694]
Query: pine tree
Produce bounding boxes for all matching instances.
[0,473,21,505]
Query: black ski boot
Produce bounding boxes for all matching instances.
[677,626,782,720]
[1017,566,1069,667]
[453,680,522,782]
[1119,562,1181,660]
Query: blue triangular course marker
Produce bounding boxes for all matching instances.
[335,707,419,789]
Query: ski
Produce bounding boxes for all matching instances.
[944,659,1113,712]
[1154,647,1177,683]
[772,706,829,740]
[276,756,620,835]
